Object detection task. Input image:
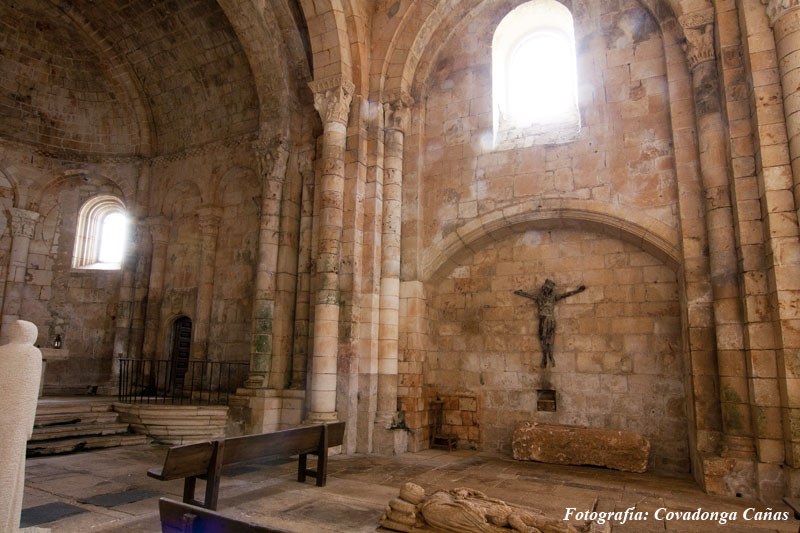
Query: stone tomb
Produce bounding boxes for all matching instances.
[512,422,650,473]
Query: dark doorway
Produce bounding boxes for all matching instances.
[170,316,192,393]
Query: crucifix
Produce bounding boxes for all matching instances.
[514,279,585,368]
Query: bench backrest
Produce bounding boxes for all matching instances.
[153,422,345,480]
[159,498,290,533]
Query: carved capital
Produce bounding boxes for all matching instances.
[147,216,170,244]
[763,0,800,26]
[680,12,715,70]
[252,135,290,183]
[308,76,355,126]
[384,90,413,133]
[7,208,39,239]
[197,207,222,235]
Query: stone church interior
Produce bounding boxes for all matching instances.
[4,0,800,531]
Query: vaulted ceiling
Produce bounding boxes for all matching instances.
[0,0,310,159]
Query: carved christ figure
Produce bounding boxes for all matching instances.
[514,279,585,368]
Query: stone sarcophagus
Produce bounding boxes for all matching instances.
[512,422,650,473]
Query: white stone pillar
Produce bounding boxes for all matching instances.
[246,137,290,387]
[377,93,412,429]
[142,216,170,359]
[0,208,40,343]
[306,77,354,423]
[194,207,221,361]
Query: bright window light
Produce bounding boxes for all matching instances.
[98,212,128,264]
[72,194,128,270]
[508,32,574,125]
[492,0,580,147]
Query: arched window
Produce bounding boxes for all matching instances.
[72,195,129,269]
[492,0,580,148]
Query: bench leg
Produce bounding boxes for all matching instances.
[298,453,307,483]
[316,450,328,487]
[203,440,225,511]
[316,424,329,487]
[183,476,197,506]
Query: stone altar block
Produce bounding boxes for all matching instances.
[512,422,650,473]
[0,320,43,532]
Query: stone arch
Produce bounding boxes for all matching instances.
[29,170,130,214]
[159,179,203,219]
[380,0,688,101]
[298,0,354,84]
[0,165,19,209]
[212,167,259,208]
[217,0,309,136]
[422,199,681,282]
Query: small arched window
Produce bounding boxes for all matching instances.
[72,195,129,269]
[492,0,580,148]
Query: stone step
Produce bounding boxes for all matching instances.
[34,411,120,427]
[29,422,131,442]
[27,433,149,456]
[35,398,115,416]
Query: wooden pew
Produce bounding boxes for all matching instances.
[148,422,345,510]
[159,497,290,533]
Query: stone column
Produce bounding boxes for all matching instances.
[376,93,412,432]
[766,0,800,212]
[142,216,170,359]
[306,77,354,423]
[111,162,151,369]
[245,137,290,387]
[290,152,315,390]
[194,207,222,361]
[0,208,40,343]
[101,217,147,395]
[112,220,142,357]
[682,14,754,458]
[761,1,800,480]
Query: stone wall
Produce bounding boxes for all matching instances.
[426,227,688,473]
[149,143,260,365]
[425,390,481,449]
[418,0,678,252]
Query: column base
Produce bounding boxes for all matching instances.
[373,425,408,455]
[701,454,756,499]
[305,411,339,425]
[233,388,307,434]
[244,373,267,389]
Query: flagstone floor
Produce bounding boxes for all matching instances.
[21,444,800,532]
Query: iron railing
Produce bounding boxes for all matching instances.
[118,358,249,405]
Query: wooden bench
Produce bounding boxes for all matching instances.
[159,497,290,533]
[148,422,345,510]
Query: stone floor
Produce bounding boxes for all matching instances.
[20,444,800,532]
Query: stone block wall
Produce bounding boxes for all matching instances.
[427,391,481,449]
[19,159,139,393]
[426,227,688,473]
[417,0,679,255]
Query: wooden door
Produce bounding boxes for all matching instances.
[170,316,192,393]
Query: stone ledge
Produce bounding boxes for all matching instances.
[512,421,650,473]
[113,402,228,445]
